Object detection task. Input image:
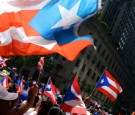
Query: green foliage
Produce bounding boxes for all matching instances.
[96,11,102,19]
[100,22,108,31]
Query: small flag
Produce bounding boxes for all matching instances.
[0,56,8,68]
[44,78,56,104]
[14,77,24,92]
[54,86,61,100]
[37,57,44,74]
[0,75,9,89]
[60,75,87,115]
[38,88,43,95]
[96,69,122,101]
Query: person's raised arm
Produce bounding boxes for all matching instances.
[16,85,38,115]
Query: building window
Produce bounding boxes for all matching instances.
[87,54,91,59]
[92,56,97,64]
[94,38,97,45]
[101,49,105,57]
[87,68,92,76]
[97,45,101,52]
[105,54,109,61]
[97,61,101,68]
[96,76,100,82]
[111,62,115,69]
[101,65,105,72]
[108,58,112,65]
[81,64,86,72]
[75,59,80,67]
[92,73,96,80]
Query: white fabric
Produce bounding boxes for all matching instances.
[23,108,37,115]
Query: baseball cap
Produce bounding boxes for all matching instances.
[0,85,18,101]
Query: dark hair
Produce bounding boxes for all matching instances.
[38,101,53,115]
[48,105,65,115]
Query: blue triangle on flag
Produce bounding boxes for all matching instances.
[96,72,110,88]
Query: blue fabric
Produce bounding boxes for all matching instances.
[24,83,29,90]
[30,0,99,42]
[96,72,110,88]
[19,91,29,101]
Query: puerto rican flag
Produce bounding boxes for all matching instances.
[15,77,24,92]
[37,57,44,74]
[96,69,123,101]
[38,88,43,95]
[44,77,56,104]
[60,75,87,115]
[0,0,101,61]
[0,75,9,89]
[0,56,8,68]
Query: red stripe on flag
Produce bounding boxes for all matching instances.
[96,87,116,101]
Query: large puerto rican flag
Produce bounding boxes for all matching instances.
[96,69,123,101]
[60,75,87,115]
[0,0,101,61]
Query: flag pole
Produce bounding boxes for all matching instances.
[57,73,76,115]
[85,67,107,100]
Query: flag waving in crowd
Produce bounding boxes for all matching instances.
[0,56,8,68]
[0,0,101,61]
[37,57,44,74]
[0,74,9,89]
[96,69,123,101]
[60,75,87,115]
[44,77,57,104]
[14,77,24,92]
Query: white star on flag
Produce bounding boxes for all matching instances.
[51,0,83,29]
[100,79,104,84]
[46,84,51,89]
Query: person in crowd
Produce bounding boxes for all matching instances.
[48,104,66,115]
[38,101,53,115]
[23,95,42,115]
[0,85,38,115]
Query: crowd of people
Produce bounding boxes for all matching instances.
[0,68,112,115]
[0,62,112,115]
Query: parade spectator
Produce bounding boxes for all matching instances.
[0,85,38,115]
[48,104,66,115]
[0,85,19,115]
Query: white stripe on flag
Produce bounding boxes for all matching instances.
[107,77,122,92]
[0,0,50,14]
[65,100,86,108]
[0,26,57,50]
[102,86,118,99]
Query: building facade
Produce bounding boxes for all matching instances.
[101,0,135,112]
[101,0,135,74]
[50,17,135,114]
